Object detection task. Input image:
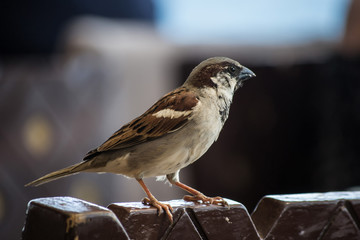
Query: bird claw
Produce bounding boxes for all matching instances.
[142,197,174,223]
[183,194,229,207]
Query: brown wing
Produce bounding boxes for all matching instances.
[84,87,199,160]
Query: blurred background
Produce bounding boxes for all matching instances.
[1,0,360,238]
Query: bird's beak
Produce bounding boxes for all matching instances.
[236,66,256,89]
[239,66,256,81]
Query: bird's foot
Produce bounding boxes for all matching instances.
[142,197,174,223]
[183,194,229,207]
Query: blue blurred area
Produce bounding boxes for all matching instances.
[155,0,351,45]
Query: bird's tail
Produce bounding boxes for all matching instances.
[25,161,89,187]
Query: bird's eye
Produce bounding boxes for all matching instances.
[228,65,237,74]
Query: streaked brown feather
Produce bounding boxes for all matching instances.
[83,87,199,160]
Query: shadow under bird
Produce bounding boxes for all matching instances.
[26,56,256,222]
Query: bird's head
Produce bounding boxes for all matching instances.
[184,57,256,93]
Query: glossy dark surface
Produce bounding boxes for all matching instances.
[252,192,360,240]
[22,197,129,240]
[22,192,360,240]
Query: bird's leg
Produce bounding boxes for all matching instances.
[136,179,174,222]
[172,181,228,207]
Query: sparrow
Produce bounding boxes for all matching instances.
[26,57,255,222]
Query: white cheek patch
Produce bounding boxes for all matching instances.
[152,109,192,119]
[211,72,236,91]
[210,75,222,86]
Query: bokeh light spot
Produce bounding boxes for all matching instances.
[68,178,102,204]
[23,114,53,158]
